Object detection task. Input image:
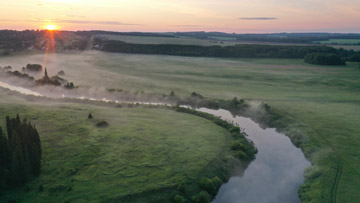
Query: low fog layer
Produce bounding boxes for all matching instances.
[0,51,182,104]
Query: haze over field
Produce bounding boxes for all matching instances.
[1,0,360,202]
[0,0,360,32]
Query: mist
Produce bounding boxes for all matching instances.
[0,51,181,105]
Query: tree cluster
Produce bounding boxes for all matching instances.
[23,64,43,72]
[97,40,339,59]
[174,32,360,44]
[304,53,346,65]
[0,115,42,188]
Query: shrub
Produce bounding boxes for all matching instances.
[230,141,245,151]
[229,126,240,134]
[234,151,248,160]
[212,176,223,190]
[177,182,186,193]
[191,92,203,99]
[96,121,109,127]
[199,177,216,195]
[48,184,71,193]
[191,191,211,203]
[174,194,187,203]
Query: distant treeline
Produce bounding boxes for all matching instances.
[304,53,345,65]
[175,32,360,44]
[0,30,40,52]
[0,115,42,188]
[96,39,339,58]
[77,30,175,38]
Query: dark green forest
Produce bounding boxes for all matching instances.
[0,115,42,188]
[304,53,346,65]
[96,39,338,58]
[95,39,360,65]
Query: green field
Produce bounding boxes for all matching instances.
[96,34,241,47]
[1,51,360,202]
[315,39,360,45]
[0,91,235,202]
[97,34,360,51]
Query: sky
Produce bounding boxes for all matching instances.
[0,0,359,33]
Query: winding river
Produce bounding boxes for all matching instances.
[0,81,311,203]
[198,108,311,203]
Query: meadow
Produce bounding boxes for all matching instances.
[0,90,235,202]
[96,34,240,47]
[0,51,360,202]
[97,34,360,51]
[315,39,360,45]
[96,34,314,47]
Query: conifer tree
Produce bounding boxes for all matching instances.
[0,115,43,187]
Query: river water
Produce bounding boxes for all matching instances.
[198,108,311,203]
[0,81,310,203]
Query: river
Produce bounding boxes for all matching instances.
[0,81,310,203]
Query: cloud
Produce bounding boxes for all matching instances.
[239,17,278,20]
[172,25,202,27]
[0,19,140,26]
[55,20,140,26]
[66,14,86,18]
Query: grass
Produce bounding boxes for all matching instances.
[315,39,360,45]
[96,34,360,51]
[0,51,360,202]
[96,34,241,47]
[0,92,234,202]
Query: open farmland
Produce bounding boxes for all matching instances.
[0,89,234,202]
[0,51,360,202]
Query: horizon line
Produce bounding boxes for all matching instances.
[0,28,360,35]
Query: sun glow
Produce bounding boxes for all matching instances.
[45,24,57,31]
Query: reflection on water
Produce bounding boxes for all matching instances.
[0,81,310,203]
[197,108,311,203]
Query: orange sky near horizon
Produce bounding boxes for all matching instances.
[0,0,359,33]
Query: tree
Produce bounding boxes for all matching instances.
[0,127,10,167]
[10,143,26,186]
[199,177,216,195]
[1,115,42,187]
[304,53,346,65]
[192,191,211,203]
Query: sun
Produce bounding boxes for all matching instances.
[45,24,57,31]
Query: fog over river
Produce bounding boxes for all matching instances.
[0,81,311,203]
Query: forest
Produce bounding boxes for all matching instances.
[96,39,338,58]
[0,115,42,188]
[304,53,346,65]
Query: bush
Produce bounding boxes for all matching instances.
[177,182,186,193]
[199,177,216,195]
[230,141,245,151]
[212,176,223,190]
[234,151,248,160]
[96,121,109,127]
[191,191,211,203]
[231,140,257,161]
[48,184,71,193]
[229,126,240,134]
[174,194,187,203]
